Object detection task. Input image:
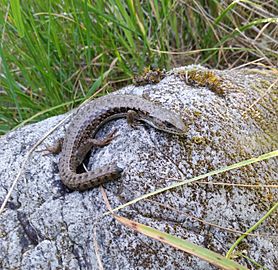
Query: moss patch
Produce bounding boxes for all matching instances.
[177,69,227,95]
[133,67,166,86]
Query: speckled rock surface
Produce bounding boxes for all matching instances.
[0,66,277,270]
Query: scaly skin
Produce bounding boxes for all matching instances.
[59,94,186,190]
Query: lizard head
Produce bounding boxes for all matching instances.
[140,109,187,136]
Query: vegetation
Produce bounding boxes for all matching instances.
[0,0,277,134]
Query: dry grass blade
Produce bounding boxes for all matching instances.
[116,215,248,270]
[0,114,71,214]
[243,77,278,117]
[98,180,248,269]
[146,199,278,239]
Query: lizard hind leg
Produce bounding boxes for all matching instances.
[75,129,118,158]
[75,129,118,165]
[38,138,64,156]
[89,129,118,147]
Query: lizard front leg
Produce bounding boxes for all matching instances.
[126,110,141,128]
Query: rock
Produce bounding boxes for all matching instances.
[0,66,277,270]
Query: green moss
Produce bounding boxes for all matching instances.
[192,136,206,145]
[177,69,226,95]
[243,77,278,141]
[133,67,166,86]
[193,111,202,117]
[243,68,278,77]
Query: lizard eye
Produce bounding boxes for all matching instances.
[165,122,175,129]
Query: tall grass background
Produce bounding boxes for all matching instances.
[0,0,277,133]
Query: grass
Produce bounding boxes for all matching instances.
[0,0,277,134]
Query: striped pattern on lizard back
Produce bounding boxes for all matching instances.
[59,94,186,191]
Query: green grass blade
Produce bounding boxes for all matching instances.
[86,76,103,97]
[10,0,25,37]
[0,46,22,121]
[11,98,84,131]
[214,0,258,25]
[226,202,278,258]
[107,150,278,214]
[237,18,278,33]
[81,0,140,35]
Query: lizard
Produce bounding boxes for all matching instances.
[58,94,187,191]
